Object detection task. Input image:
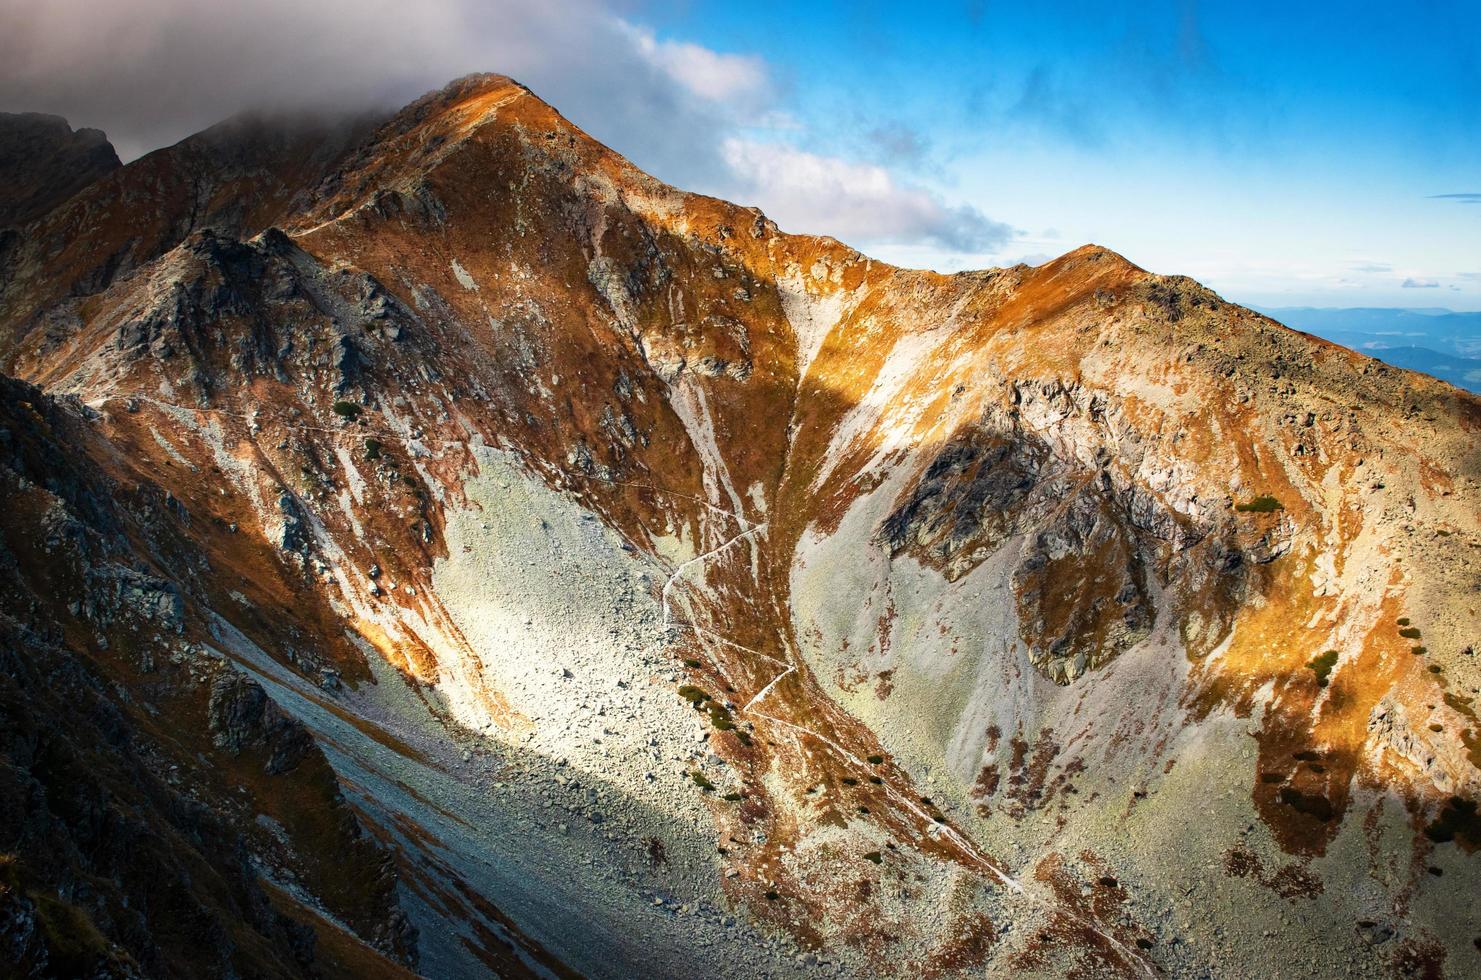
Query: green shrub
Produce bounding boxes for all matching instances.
[1235,495,1284,513]
[706,703,735,731]
[1399,627,1422,639]
[1412,646,1427,655]
[863,851,883,864]
[723,792,743,802]
[683,658,702,668]
[1397,617,1411,626]
[690,771,716,792]
[331,400,362,418]
[867,754,884,765]
[1307,650,1339,688]
[364,437,383,460]
[841,777,858,786]
[764,890,779,900]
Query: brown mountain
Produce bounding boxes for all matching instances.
[1,73,1478,978]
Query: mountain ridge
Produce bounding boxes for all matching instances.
[1,73,1478,978]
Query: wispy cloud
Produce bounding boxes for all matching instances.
[1350,262,1392,273]
[865,121,931,167]
[721,138,1013,252]
[1429,193,1481,204]
[1402,277,1440,288]
[620,22,770,109]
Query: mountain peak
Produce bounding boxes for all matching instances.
[0,111,120,227]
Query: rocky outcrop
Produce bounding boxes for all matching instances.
[876,380,1257,683]
[81,564,185,634]
[208,672,312,774]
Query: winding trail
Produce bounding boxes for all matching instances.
[649,489,1159,979]
[659,521,768,625]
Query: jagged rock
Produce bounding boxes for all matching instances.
[80,564,185,635]
[207,672,312,775]
[276,490,310,556]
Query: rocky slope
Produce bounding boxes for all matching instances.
[1,73,1478,978]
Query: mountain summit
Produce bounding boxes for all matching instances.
[0,112,119,228]
[1,74,1478,978]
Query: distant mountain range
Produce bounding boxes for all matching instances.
[1262,306,1481,393]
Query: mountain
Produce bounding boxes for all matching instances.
[1264,307,1481,393]
[1,74,1478,978]
[0,113,120,229]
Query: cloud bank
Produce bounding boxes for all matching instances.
[0,0,1007,258]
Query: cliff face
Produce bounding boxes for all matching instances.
[1,74,1478,978]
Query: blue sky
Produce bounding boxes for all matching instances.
[4,0,1476,310]
[639,0,1481,309]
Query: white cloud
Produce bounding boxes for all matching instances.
[1402,277,1440,288]
[620,23,769,107]
[721,138,1013,252]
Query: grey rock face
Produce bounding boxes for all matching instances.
[207,672,312,774]
[80,564,185,635]
[877,375,1292,683]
